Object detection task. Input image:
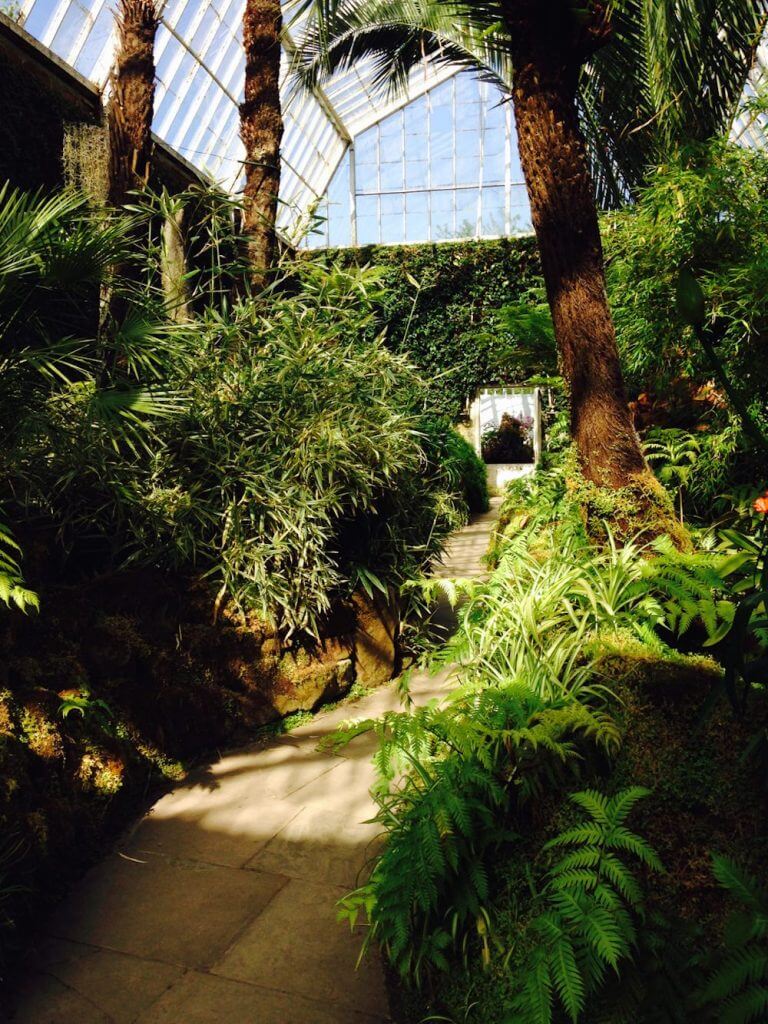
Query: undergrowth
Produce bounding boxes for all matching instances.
[334,456,768,1023]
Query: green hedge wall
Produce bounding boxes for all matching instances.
[323,237,543,419]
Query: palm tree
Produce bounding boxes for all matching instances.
[580,1,768,206]
[290,0,764,493]
[240,0,285,287]
[107,0,159,208]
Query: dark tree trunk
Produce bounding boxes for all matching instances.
[502,0,650,489]
[240,0,284,289]
[104,0,158,348]
[107,0,158,208]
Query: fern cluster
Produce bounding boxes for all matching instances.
[337,685,620,981]
[506,788,662,1023]
[696,856,768,1023]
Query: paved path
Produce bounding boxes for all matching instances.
[12,502,500,1024]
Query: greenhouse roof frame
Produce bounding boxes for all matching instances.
[7,0,768,245]
[11,0,459,242]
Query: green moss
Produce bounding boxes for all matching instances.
[572,466,690,549]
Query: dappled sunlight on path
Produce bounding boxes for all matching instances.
[11,503,500,1024]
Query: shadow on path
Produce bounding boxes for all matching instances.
[10,503,500,1024]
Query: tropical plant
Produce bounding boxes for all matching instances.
[605,139,768,503]
[107,0,158,209]
[644,428,701,523]
[695,855,768,1023]
[289,0,659,497]
[241,0,284,285]
[506,788,662,1023]
[580,1,767,206]
[423,420,490,514]
[0,520,37,613]
[337,689,621,981]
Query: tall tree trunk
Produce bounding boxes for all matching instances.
[161,200,192,322]
[107,0,158,208]
[240,0,284,289]
[502,0,650,489]
[104,0,158,347]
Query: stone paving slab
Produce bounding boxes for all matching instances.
[212,879,388,1015]
[122,794,303,870]
[12,941,183,1024]
[11,503,499,1023]
[134,971,388,1024]
[245,805,382,888]
[45,855,288,969]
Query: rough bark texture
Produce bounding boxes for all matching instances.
[240,0,284,289]
[107,0,158,208]
[502,0,649,488]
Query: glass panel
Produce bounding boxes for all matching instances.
[405,194,428,241]
[356,128,378,166]
[404,96,427,136]
[51,5,88,60]
[431,190,454,240]
[379,160,404,191]
[482,186,506,236]
[405,159,428,190]
[73,6,115,80]
[22,0,57,40]
[455,188,480,236]
[357,214,379,245]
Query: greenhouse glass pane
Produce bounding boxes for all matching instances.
[404,97,427,136]
[456,155,479,185]
[455,188,480,235]
[380,213,404,244]
[482,147,505,184]
[22,0,57,40]
[405,159,428,190]
[357,214,379,245]
[73,7,115,80]
[356,128,378,166]
[380,160,404,191]
[405,192,429,241]
[430,189,454,240]
[482,186,506,235]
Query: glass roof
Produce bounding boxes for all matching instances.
[10,0,768,246]
[14,0,456,244]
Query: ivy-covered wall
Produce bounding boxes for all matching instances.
[324,237,543,418]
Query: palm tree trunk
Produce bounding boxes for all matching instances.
[240,0,284,289]
[107,0,158,208]
[502,0,650,489]
[104,0,158,351]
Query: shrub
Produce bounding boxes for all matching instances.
[6,246,469,634]
[317,238,544,418]
[422,421,489,514]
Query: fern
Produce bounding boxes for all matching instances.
[0,517,37,613]
[696,855,768,1023]
[506,787,662,1024]
[337,688,620,984]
